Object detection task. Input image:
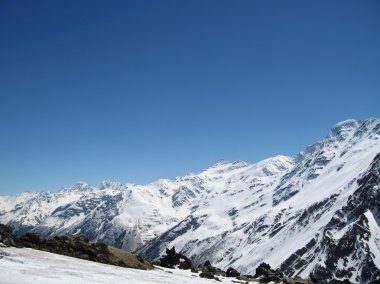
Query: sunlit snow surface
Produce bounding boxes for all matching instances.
[0,247,250,284]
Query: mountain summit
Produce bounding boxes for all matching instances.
[1,119,379,283]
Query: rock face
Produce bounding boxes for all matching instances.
[0,118,380,283]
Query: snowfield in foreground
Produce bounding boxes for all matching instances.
[0,247,249,284]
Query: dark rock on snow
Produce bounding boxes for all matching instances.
[158,247,192,270]
[199,271,215,279]
[254,262,284,283]
[0,224,22,247]
[197,259,227,276]
[226,267,240,277]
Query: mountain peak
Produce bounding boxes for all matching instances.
[259,155,294,165]
[332,118,359,128]
[61,181,92,192]
[211,159,232,167]
[329,118,380,138]
[204,159,250,173]
[329,119,360,137]
[254,155,294,176]
[99,181,125,190]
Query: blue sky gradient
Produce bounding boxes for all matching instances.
[0,0,379,194]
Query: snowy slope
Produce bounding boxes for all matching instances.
[0,247,245,284]
[0,118,379,282]
[138,119,380,282]
[0,156,294,252]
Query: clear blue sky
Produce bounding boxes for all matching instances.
[0,0,379,195]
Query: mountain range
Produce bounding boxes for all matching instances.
[1,118,379,283]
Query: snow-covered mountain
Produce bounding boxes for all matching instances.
[0,118,379,283]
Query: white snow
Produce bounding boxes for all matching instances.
[364,210,380,266]
[0,247,251,284]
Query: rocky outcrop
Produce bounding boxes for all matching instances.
[197,260,227,276]
[254,262,284,283]
[158,247,192,270]
[0,224,152,270]
[156,248,242,281]
[226,267,240,277]
[0,224,22,247]
[199,271,216,279]
[19,232,112,264]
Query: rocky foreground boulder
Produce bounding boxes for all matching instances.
[254,262,284,283]
[0,224,22,247]
[158,247,192,269]
[226,267,240,277]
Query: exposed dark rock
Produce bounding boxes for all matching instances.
[254,262,271,278]
[254,262,284,283]
[274,268,284,278]
[310,264,333,283]
[204,260,211,266]
[19,233,43,244]
[226,267,240,277]
[199,271,215,279]
[0,223,152,270]
[20,233,109,264]
[280,237,318,276]
[0,224,12,236]
[0,224,22,247]
[158,247,192,270]
[197,260,226,276]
